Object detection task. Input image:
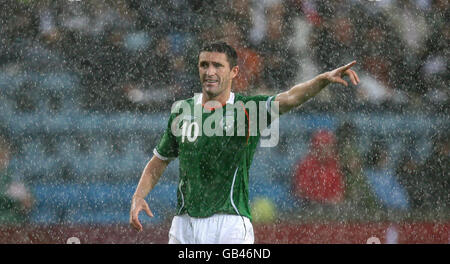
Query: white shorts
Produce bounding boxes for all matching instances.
[168,214,254,244]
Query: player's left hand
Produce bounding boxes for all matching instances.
[323,61,360,87]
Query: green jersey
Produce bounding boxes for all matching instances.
[154,92,276,220]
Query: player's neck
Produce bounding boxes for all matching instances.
[202,89,231,106]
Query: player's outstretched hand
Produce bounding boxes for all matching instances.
[130,196,153,232]
[324,61,360,87]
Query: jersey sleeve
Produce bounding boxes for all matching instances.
[245,94,278,134]
[154,113,179,161]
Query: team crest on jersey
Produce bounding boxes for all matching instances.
[219,114,235,134]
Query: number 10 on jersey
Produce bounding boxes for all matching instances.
[181,121,199,143]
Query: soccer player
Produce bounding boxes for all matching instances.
[129,42,359,244]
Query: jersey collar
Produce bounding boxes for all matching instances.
[196,92,235,108]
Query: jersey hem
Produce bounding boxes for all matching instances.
[175,210,252,221]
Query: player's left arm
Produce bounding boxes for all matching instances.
[275,61,360,114]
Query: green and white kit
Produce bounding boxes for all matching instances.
[154,92,276,221]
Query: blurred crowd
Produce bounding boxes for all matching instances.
[0,0,448,113]
[290,123,449,219]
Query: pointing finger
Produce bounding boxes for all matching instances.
[340,61,356,72]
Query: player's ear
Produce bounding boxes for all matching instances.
[231,65,239,79]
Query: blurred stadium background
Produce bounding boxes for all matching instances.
[0,0,448,243]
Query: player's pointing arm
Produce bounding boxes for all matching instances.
[130,155,170,232]
[275,61,360,114]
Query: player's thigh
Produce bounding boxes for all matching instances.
[168,215,192,244]
[168,234,182,244]
[217,215,254,244]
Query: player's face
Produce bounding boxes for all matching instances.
[198,52,238,98]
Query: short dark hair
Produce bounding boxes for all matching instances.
[199,41,238,68]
